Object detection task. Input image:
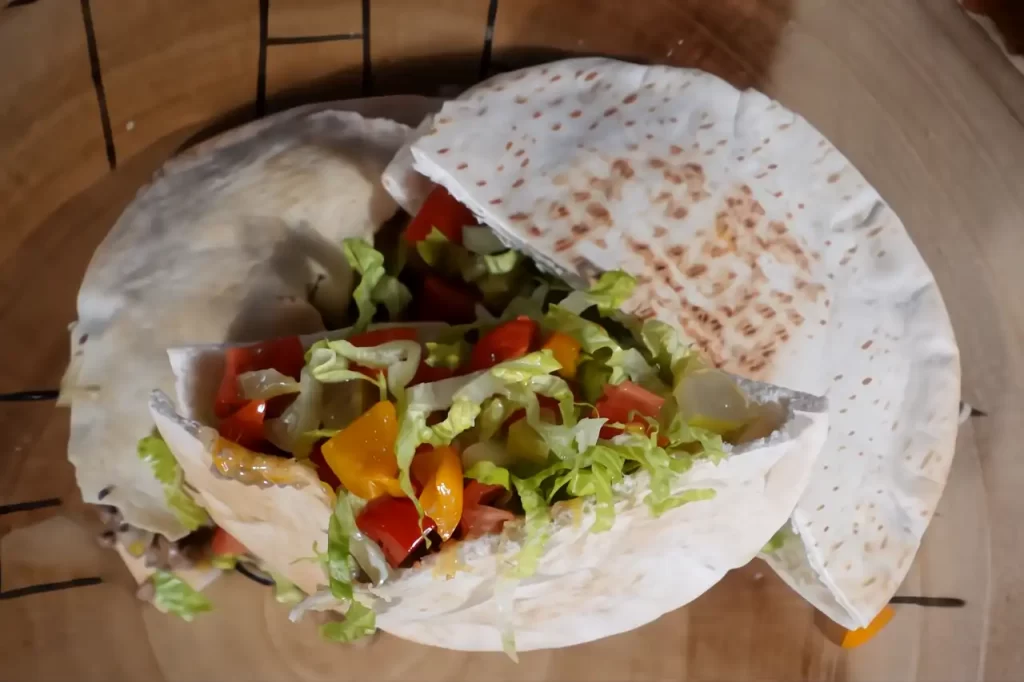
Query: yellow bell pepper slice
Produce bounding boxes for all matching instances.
[542,332,582,379]
[320,401,403,500]
[412,445,464,541]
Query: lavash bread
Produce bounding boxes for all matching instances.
[150,354,828,650]
[386,57,961,629]
[62,97,441,541]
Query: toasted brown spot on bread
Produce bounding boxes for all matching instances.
[456,162,468,170]
[515,96,528,104]
[571,223,591,236]
[512,178,525,188]
[570,110,582,118]
[489,198,502,205]
[686,264,708,278]
[509,212,530,222]
[828,173,840,183]
[554,238,574,251]
[654,226,668,238]
[552,123,562,131]
[604,107,619,117]
[585,71,598,81]
[611,159,635,178]
[528,225,543,237]
[438,148,450,154]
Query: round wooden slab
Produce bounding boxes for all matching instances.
[0,0,1020,679]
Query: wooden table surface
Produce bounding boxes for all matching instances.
[1,1,1022,680]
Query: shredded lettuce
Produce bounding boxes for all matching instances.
[320,599,377,643]
[326,493,356,602]
[343,238,411,331]
[137,434,209,531]
[462,225,507,255]
[510,475,551,578]
[465,461,511,489]
[762,524,795,553]
[308,338,420,401]
[270,572,304,604]
[558,271,637,315]
[150,571,212,621]
[641,318,693,386]
[237,368,301,400]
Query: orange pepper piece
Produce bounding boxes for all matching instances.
[815,605,894,648]
[542,332,582,379]
[412,445,464,541]
[320,401,403,500]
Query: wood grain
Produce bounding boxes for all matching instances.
[267,0,362,38]
[0,1,109,268]
[265,41,364,111]
[89,0,261,162]
[1,0,1022,679]
[369,0,492,93]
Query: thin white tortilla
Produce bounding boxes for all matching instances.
[384,57,961,628]
[151,330,827,651]
[62,97,442,540]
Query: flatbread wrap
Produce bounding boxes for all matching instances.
[150,234,829,651]
[383,57,961,630]
[60,96,442,597]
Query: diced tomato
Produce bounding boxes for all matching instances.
[215,336,305,419]
[595,381,666,440]
[211,527,249,557]
[404,186,476,244]
[416,275,480,325]
[458,480,515,540]
[356,496,437,568]
[469,316,538,372]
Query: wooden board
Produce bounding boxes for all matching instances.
[0,0,109,267]
[265,41,365,111]
[89,0,262,162]
[1,0,1022,679]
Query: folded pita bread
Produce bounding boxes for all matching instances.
[383,58,960,629]
[150,329,828,651]
[61,97,442,541]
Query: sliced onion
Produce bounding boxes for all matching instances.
[237,368,300,400]
[266,368,322,458]
[349,535,390,587]
[674,368,754,433]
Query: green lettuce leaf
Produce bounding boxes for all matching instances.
[320,599,376,643]
[307,338,419,400]
[762,524,795,553]
[326,492,357,602]
[559,271,637,315]
[640,318,693,386]
[150,571,212,621]
[270,572,304,604]
[510,476,551,578]
[464,461,511,489]
[343,238,411,331]
[137,434,209,531]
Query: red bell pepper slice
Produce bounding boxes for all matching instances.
[356,496,437,569]
[469,316,538,372]
[404,186,475,244]
[416,275,480,325]
[214,336,305,419]
[216,399,268,451]
[595,381,666,440]
[458,480,515,540]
